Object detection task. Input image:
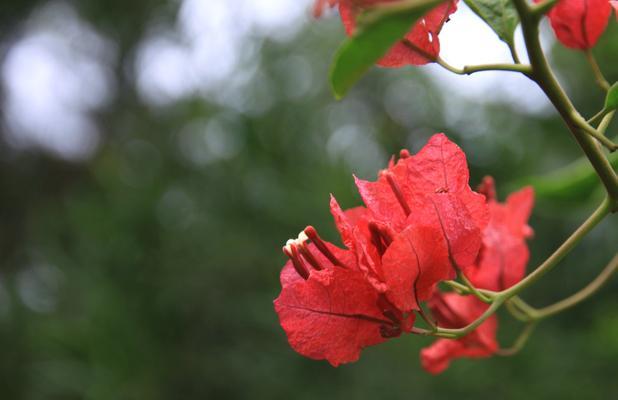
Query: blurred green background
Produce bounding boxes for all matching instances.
[0,1,617,399]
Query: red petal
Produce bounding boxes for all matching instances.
[420,338,465,374]
[538,0,612,50]
[355,175,409,230]
[409,193,484,271]
[380,225,450,311]
[468,186,534,291]
[338,1,458,67]
[274,267,387,366]
[329,195,371,250]
[421,293,498,374]
[355,134,487,272]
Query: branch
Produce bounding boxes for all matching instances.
[501,197,612,298]
[435,198,611,339]
[533,253,618,319]
[530,0,559,16]
[585,49,610,92]
[572,113,618,152]
[496,322,536,356]
[512,0,618,203]
[436,56,532,77]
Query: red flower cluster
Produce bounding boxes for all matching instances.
[538,0,615,50]
[314,0,459,67]
[274,134,535,372]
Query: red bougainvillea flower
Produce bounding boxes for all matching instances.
[275,133,490,366]
[537,0,612,50]
[331,133,488,312]
[467,177,535,291]
[420,292,498,374]
[274,227,415,366]
[353,133,488,273]
[329,195,452,313]
[314,0,459,67]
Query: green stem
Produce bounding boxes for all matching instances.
[533,253,618,319]
[512,0,618,203]
[436,297,505,337]
[496,323,537,356]
[501,197,611,298]
[585,50,610,92]
[505,299,532,322]
[458,271,492,303]
[572,113,617,152]
[530,0,558,16]
[435,56,532,76]
[598,111,615,136]
[588,107,610,127]
[434,198,610,339]
[442,280,497,298]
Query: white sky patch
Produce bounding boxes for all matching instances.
[135,0,311,107]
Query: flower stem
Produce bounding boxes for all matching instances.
[571,113,617,152]
[533,253,618,319]
[598,111,615,137]
[436,297,505,337]
[458,271,492,303]
[433,197,611,339]
[501,197,612,298]
[585,50,610,92]
[530,0,558,15]
[435,56,532,76]
[496,322,536,356]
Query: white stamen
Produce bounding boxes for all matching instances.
[283,230,309,254]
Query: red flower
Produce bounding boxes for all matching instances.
[467,177,535,291]
[354,133,488,273]
[537,0,612,50]
[314,0,459,67]
[420,292,498,374]
[330,196,452,312]
[274,228,415,366]
[275,134,490,366]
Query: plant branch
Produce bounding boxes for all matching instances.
[572,113,618,152]
[533,253,618,319]
[530,0,558,16]
[585,50,610,91]
[435,56,532,76]
[436,297,505,337]
[598,111,615,136]
[458,270,492,303]
[501,197,612,298]
[435,197,610,339]
[496,322,536,356]
[512,0,618,203]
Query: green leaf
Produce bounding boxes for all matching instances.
[604,82,618,111]
[464,0,519,46]
[329,0,445,99]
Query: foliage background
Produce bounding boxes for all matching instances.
[0,1,617,398]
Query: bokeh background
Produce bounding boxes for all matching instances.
[0,0,617,398]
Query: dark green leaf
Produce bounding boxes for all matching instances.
[604,82,618,111]
[464,0,519,46]
[329,0,445,99]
